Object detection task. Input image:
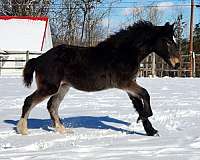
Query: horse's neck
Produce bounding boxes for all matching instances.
[96,33,154,64]
[131,33,155,63]
[136,46,153,64]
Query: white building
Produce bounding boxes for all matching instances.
[0,16,53,75]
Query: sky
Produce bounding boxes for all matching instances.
[102,0,200,37]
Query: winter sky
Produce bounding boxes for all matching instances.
[104,0,200,36]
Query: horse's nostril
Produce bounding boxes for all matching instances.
[175,63,180,69]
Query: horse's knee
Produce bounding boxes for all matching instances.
[139,88,153,116]
[141,103,153,118]
[139,88,150,101]
[138,110,153,120]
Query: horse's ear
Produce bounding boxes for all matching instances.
[165,22,175,28]
[165,22,175,32]
[165,22,170,26]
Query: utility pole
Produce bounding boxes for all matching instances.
[189,0,195,77]
[177,14,182,77]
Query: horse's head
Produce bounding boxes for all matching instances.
[154,22,180,69]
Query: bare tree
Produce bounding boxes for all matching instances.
[49,0,80,45]
[50,0,118,46]
[146,5,162,25]
[77,0,102,46]
[84,0,119,46]
[0,0,51,16]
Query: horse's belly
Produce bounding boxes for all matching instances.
[72,83,107,92]
[71,80,108,92]
[65,73,110,92]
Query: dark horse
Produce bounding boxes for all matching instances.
[17,21,180,136]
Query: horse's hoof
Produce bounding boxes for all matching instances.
[137,117,142,123]
[16,118,28,135]
[154,132,160,137]
[146,129,159,136]
[56,124,73,134]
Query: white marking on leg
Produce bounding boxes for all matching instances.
[55,123,73,134]
[16,118,28,135]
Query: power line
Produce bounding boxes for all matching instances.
[37,4,199,10]
[0,3,198,9]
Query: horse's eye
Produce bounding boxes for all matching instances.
[167,42,171,46]
[166,40,173,46]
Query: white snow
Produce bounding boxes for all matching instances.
[0,77,200,159]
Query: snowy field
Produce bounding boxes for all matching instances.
[0,76,200,160]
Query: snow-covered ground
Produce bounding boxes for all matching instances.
[0,76,200,160]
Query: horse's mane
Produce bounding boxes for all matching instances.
[97,21,155,49]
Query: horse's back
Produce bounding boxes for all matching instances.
[33,45,107,91]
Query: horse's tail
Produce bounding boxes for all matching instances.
[23,58,37,88]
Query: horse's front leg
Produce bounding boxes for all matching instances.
[127,94,158,136]
[120,80,158,136]
[122,81,153,118]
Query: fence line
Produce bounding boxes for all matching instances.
[1,51,200,77]
[139,53,200,77]
[0,51,41,75]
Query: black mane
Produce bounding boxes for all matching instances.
[97,21,155,49]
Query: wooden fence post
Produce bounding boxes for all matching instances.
[152,52,156,77]
[193,52,196,77]
[26,51,30,63]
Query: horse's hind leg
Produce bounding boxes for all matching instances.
[47,84,72,134]
[17,86,59,135]
[127,94,158,136]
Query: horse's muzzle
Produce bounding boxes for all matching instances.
[174,62,180,69]
[169,57,180,69]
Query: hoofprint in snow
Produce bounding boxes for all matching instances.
[0,76,200,160]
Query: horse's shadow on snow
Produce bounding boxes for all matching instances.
[4,116,145,136]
